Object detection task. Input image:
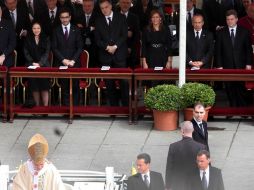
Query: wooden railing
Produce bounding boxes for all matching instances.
[8,67,133,124]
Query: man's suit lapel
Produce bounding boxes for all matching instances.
[208,167,215,190]
[137,173,149,190]
[194,121,205,137]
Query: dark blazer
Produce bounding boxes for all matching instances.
[76,11,98,48]
[2,6,31,37]
[0,19,16,67]
[127,171,164,190]
[52,24,83,67]
[23,34,50,67]
[37,8,61,37]
[186,29,214,68]
[125,12,140,55]
[17,0,48,20]
[187,166,225,190]
[165,136,206,190]
[215,25,253,68]
[191,119,209,151]
[95,12,128,65]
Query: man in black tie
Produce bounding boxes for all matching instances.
[186,0,205,30]
[186,14,214,69]
[127,153,164,190]
[187,150,225,190]
[215,9,252,107]
[95,0,128,106]
[191,102,209,151]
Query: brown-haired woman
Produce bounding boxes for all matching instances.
[141,9,173,69]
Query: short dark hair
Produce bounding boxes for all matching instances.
[193,102,205,109]
[59,7,71,17]
[137,153,151,164]
[197,150,210,159]
[226,9,238,18]
[99,0,111,4]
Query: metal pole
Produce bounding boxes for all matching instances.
[179,0,187,87]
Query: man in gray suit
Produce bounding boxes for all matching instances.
[165,121,206,190]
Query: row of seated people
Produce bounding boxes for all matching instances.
[1,0,254,108]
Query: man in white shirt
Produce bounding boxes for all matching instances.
[127,153,164,190]
[187,150,225,190]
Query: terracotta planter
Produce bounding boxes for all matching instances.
[183,106,211,121]
[153,110,178,131]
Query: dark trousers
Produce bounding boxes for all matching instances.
[225,81,247,107]
[102,60,129,106]
[60,78,79,106]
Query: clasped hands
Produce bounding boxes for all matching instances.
[62,59,75,67]
[0,54,5,65]
[106,45,117,54]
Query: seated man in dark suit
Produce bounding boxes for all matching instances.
[186,14,214,69]
[95,0,129,106]
[52,8,83,106]
[191,102,210,151]
[127,153,164,190]
[165,121,206,190]
[187,150,225,190]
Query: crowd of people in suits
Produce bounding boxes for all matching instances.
[127,103,224,190]
[0,0,254,108]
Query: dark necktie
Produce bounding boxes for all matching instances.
[188,12,192,23]
[86,15,90,27]
[28,0,34,16]
[195,31,199,40]
[199,123,205,136]
[107,17,112,27]
[230,28,235,46]
[64,26,68,40]
[50,10,55,23]
[10,12,16,28]
[202,171,208,190]
[144,174,149,188]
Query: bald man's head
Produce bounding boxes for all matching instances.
[181,121,194,137]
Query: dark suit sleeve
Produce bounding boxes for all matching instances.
[216,169,225,190]
[52,28,65,62]
[165,27,173,57]
[95,18,107,50]
[126,176,135,190]
[156,173,165,190]
[23,39,34,66]
[39,37,50,67]
[71,28,83,63]
[165,145,174,189]
[244,29,253,66]
[3,21,16,58]
[115,16,128,48]
[214,30,223,68]
[141,29,147,58]
[201,32,214,67]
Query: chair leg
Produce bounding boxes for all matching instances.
[23,87,26,104]
[13,87,15,105]
[85,88,87,106]
[59,87,61,106]
[49,89,51,106]
[98,88,101,106]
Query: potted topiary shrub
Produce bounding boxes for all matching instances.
[180,82,216,121]
[144,84,181,131]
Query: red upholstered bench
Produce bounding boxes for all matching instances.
[73,106,129,115]
[13,105,69,114]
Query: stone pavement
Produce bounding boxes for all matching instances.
[1,116,254,190]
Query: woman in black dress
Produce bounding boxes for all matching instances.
[24,21,50,106]
[141,9,173,69]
